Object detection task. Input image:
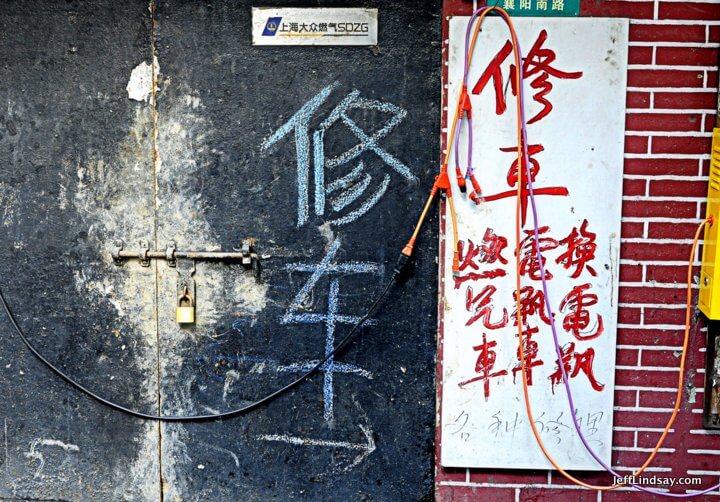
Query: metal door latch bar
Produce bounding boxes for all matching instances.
[111,238,260,269]
[111,238,261,325]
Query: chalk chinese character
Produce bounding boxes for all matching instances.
[549,342,605,393]
[556,219,597,278]
[262,82,416,227]
[512,325,544,385]
[512,285,553,327]
[518,226,559,280]
[559,283,604,341]
[466,284,509,329]
[279,238,380,423]
[459,333,509,399]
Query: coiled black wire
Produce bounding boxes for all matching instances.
[0,272,398,421]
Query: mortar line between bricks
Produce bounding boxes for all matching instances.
[632,20,720,26]
[625,132,714,138]
[439,480,672,490]
[631,42,720,48]
[616,346,685,351]
[629,64,719,70]
[626,109,718,114]
[622,218,706,223]
[624,176,709,181]
[628,87,716,93]
[614,426,676,432]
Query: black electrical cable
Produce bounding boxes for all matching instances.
[0,257,407,421]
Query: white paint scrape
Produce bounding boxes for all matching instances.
[126,61,153,102]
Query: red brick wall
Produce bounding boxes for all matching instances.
[435,1,720,500]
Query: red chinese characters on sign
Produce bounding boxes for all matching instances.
[560,283,604,341]
[471,29,584,124]
[472,40,514,115]
[482,144,569,226]
[516,29,584,124]
[517,226,559,281]
[549,342,605,393]
[455,33,605,397]
[512,325,544,386]
[471,30,580,224]
[454,229,510,288]
[480,228,510,265]
[459,333,508,399]
[456,220,606,394]
[512,286,553,327]
[466,285,508,329]
[556,219,597,278]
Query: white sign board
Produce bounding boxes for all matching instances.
[251,8,378,46]
[440,17,628,470]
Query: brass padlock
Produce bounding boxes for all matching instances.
[176,286,195,324]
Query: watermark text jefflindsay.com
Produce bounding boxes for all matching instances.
[614,475,703,488]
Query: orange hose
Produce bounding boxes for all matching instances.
[447,192,460,271]
[442,8,500,269]
[407,8,500,264]
[408,9,710,489]
[496,9,712,491]
[404,187,438,257]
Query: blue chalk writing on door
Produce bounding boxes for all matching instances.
[279,238,381,423]
[262,82,417,228]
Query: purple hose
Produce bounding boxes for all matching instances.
[464,8,489,87]
[463,10,490,176]
[508,15,720,497]
[467,115,474,177]
[457,8,489,177]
